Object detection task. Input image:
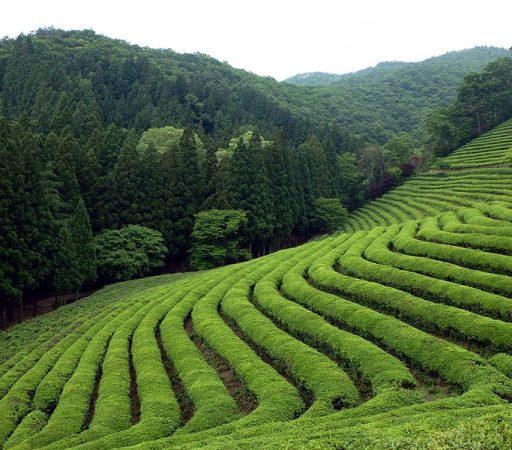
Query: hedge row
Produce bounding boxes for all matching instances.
[300,235,512,397]
[334,229,512,351]
[31,293,149,414]
[0,309,119,446]
[417,216,512,255]
[44,277,198,450]
[4,411,48,449]
[362,225,512,320]
[0,284,132,373]
[160,265,243,434]
[191,255,306,429]
[393,219,512,275]
[221,251,360,418]
[440,211,512,237]
[255,238,416,395]
[385,222,512,297]
[488,354,512,379]
[0,302,116,399]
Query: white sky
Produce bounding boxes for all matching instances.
[1,0,511,80]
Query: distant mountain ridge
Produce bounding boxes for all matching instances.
[284,47,509,86]
[0,31,508,146]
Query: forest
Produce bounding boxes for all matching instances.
[0,28,511,325]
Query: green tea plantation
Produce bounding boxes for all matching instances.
[2,121,512,449]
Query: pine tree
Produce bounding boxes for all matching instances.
[80,131,102,226]
[53,131,81,216]
[171,126,203,252]
[52,223,81,307]
[112,130,141,227]
[69,198,97,295]
[321,126,344,198]
[265,129,295,246]
[0,117,20,325]
[232,130,274,255]
[0,118,55,322]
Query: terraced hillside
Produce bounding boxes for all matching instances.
[2,122,512,449]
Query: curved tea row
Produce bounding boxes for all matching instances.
[1,122,512,449]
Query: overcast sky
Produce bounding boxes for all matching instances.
[1,0,511,80]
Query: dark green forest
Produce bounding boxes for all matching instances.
[0,28,511,325]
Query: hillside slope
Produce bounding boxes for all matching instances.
[0,31,506,144]
[285,47,510,141]
[1,120,512,448]
[285,47,508,86]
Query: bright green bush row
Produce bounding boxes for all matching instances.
[303,233,512,397]
[183,402,512,450]
[256,238,416,395]
[18,325,119,447]
[0,311,119,446]
[388,189,465,212]
[18,287,163,450]
[45,278,198,450]
[488,354,512,378]
[388,222,512,297]
[0,279,148,373]
[221,250,359,418]
[4,411,47,449]
[418,216,512,255]
[459,207,512,228]
[478,202,512,222]
[335,228,512,351]
[0,280,173,447]
[0,299,119,399]
[363,225,512,320]
[160,265,244,434]
[372,199,413,221]
[78,291,174,444]
[440,211,512,237]
[123,387,427,449]
[31,291,152,415]
[445,146,512,161]
[401,186,501,208]
[446,147,511,160]
[191,255,306,429]
[394,220,512,275]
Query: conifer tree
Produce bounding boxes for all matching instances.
[112,130,142,227]
[0,118,55,322]
[52,223,81,308]
[232,130,274,254]
[171,126,203,252]
[265,129,295,245]
[69,198,97,294]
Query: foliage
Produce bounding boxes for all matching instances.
[94,225,167,281]
[4,122,512,448]
[425,56,512,156]
[190,209,249,270]
[311,198,348,232]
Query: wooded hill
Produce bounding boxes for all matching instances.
[2,119,512,449]
[284,47,510,141]
[0,29,511,326]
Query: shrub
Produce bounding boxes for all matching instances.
[190,209,249,270]
[311,198,348,233]
[95,225,167,281]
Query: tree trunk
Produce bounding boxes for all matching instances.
[32,297,38,318]
[1,300,7,329]
[54,292,59,310]
[17,296,23,324]
[75,290,79,302]
[476,111,482,135]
